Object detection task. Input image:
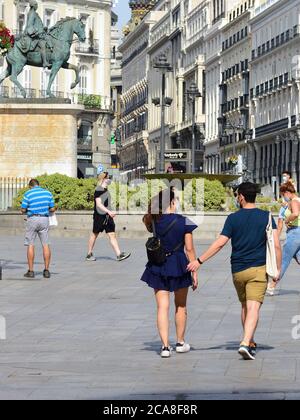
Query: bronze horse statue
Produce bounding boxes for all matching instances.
[0,17,86,98]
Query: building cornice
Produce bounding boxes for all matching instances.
[250,0,292,25]
[64,0,112,10]
[119,20,151,53]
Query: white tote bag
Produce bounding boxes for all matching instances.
[266,213,278,279]
[49,213,58,228]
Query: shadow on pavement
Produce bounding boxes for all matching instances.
[196,341,274,352]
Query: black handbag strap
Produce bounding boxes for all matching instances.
[151,217,184,255]
[152,217,177,239]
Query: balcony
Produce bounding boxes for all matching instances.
[252,25,300,63]
[75,40,99,56]
[77,136,92,152]
[39,90,66,99]
[11,87,36,98]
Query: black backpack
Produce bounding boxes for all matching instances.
[146,218,183,265]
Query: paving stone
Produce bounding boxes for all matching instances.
[0,235,300,399]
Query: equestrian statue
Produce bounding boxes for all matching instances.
[0,0,86,98]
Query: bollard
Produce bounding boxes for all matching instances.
[0,264,2,280]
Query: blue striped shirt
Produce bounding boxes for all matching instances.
[21,186,55,217]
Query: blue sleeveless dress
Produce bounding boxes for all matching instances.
[141,214,198,292]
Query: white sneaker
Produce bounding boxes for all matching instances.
[160,346,172,358]
[176,342,191,353]
[266,287,275,296]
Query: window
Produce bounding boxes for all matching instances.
[18,13,26,33]
[44,9,55,28]
[24,68,32,90]
[79,66,88,94]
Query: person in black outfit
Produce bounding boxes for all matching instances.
[86,172,131,262]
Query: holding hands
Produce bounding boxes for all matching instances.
[187,258,202,273]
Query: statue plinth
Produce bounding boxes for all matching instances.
[0,101,84,178]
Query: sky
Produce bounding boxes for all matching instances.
[112,0,131,29]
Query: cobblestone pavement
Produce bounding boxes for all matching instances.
[0,234,300,400]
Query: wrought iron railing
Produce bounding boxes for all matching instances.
[77,137,92,151]
[75,40,99,55]
[11,87,36,98]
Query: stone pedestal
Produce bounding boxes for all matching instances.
[0,102,84,178]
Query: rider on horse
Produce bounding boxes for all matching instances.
[25,0,52,68]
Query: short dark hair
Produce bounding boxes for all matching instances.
[280,182,296,194]
[237,182,258,203]
[282,170,292,178]
[29,179,39,187]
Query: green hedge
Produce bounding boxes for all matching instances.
[13,174,227,212]
[13,174,96,210]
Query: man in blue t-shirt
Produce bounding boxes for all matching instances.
[21,179,56,279]
[188,182,282,361]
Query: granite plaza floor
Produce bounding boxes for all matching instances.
[0,234,300,400]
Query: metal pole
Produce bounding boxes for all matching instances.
[135,133,138,178]
[160,72,166,173]
[191,99,196,173]
[232,127,236,175]
[233,127,236,156]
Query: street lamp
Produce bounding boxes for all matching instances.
[245,129,252,143]
[153,53,173,174]
[186,82,202,173]
[134,124,140,179]
[224,119,244,156]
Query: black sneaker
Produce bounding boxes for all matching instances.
[86,253,96,261]
[43,269,51,279]
[117,252,131,262]
[24,271,35,278]
[250,342,257,357]
[238,344,255,360]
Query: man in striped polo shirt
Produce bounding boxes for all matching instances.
[21,179,56,279]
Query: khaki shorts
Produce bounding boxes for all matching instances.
[24,216,50,246]
[233,265,267,304]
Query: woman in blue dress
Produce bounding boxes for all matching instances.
[142,189,198,358]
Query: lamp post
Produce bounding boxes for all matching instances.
[224,119,244,174]
[134,124,140,179]
[186,82,202,173]
[153,54,173,173]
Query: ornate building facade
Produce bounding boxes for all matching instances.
[249,0,300,192]
[0,0,114,177]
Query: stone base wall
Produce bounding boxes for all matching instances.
[0,103,84,178]
[0,211,283,241]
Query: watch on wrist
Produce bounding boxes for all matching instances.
[197,258,204,265]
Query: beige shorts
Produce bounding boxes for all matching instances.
[24,216,50,246]
[233,265,267,304]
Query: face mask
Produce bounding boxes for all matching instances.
[282,176,288,183]
[175,200,181,213]
[283,196,291,203]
